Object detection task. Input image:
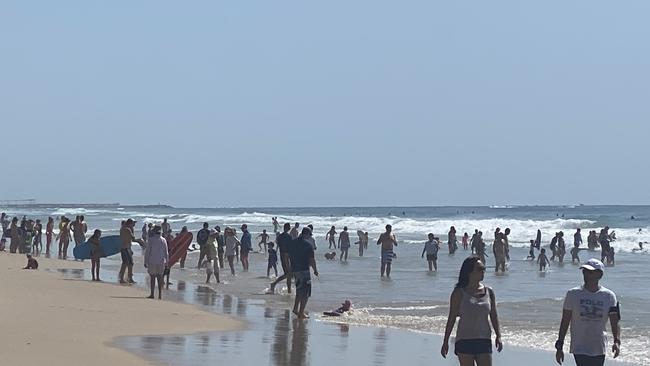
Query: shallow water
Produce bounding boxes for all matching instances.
[11,205,650,365]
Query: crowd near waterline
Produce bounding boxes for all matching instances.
[0,211,628,366]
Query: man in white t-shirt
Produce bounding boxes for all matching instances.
[555,258,620,366]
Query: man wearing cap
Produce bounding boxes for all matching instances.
[119,219,144,284]
[555,258,620,366]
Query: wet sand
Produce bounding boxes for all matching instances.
[114,279,638,366]
[0,253,242,366]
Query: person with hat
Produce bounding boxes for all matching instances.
[144,225,168,299]
[118,218,144,284]
[555,258,621,366]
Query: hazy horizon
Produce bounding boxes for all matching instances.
[2,1,649,207]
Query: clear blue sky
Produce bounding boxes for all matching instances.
[1,1,648,207]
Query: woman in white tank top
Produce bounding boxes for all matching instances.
[441,256,503,365]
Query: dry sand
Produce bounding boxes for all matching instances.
[0,253,243,366]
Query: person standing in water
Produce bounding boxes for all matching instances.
[326,226,337,249]
[448,226,458,254]
[462,232,469,250]
[240,224,252,271]
[538,248,550,271]
[574,228,583,248]
[598,227,611,262]
[441,256,503,365]
[421,233,440,272]
[557,231,567,263]
[224,227,241,276]
[270,223,294,294]
[196,222,211,269]
[377,224,398,278]
[555,258,620,366]
[272,217,280,233]
[493,232,507,273]
[338,226,350,261]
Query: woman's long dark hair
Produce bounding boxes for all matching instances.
[455,256,480,289]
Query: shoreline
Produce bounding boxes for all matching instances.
[0,253,243,366]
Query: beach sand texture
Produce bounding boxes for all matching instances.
[0,254,242,366]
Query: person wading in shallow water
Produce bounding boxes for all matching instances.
[377,225,398,278]
[441,256,503,366]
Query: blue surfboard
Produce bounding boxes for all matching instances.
[73,235,122,260]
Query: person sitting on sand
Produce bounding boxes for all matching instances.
[538,248,550,271]
[23,254,38,269]
[88,229,103,281]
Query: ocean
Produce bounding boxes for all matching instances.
[4,205,649,365]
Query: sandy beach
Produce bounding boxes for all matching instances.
[0,253,243,366]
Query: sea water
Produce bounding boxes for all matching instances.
[4,205,649,365]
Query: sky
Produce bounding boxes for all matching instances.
[1,1,649,207]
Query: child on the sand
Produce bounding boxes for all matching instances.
[23,254,38,270]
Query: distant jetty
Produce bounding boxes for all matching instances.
[0,200,172,209]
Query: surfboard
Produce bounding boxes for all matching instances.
[73,235,122,260]
[167,232,193,268]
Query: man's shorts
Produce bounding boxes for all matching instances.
[147,264,164,275]
[426,254,437,261]
[293,270,311,299]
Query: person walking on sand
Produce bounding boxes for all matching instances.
[422,233,440,272]
[326,226,337,249]
[377,224,398,278]
[289,227,319,319]
[270,223,294,294]
[338,226,351,261]
[118,219,143,284]
[144,225,168,299]
[441,257,503,365]
[555,258,620,366]
[88,229,104,281]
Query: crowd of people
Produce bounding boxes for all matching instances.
[0,212,627,365]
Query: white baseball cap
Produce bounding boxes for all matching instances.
[580,258,605,272]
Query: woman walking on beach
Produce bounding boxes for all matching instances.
[442,256,503,365]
